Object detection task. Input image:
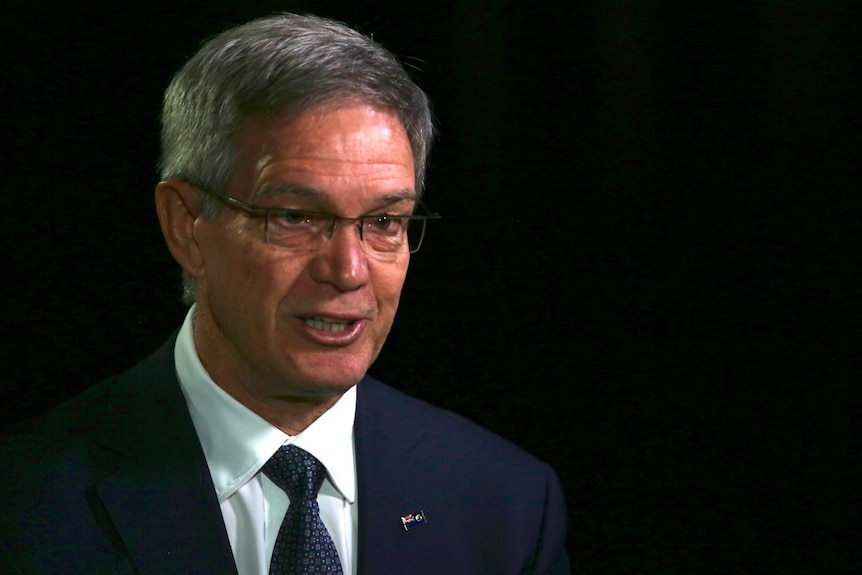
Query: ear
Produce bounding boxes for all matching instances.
[155,180,206,279]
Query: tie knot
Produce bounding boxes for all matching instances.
[262,445,326,501]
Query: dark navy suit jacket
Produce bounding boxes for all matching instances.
[1,335,569,574]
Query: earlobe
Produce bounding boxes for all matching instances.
[154,180,206,277]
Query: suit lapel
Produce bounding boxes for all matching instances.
[93,336,238,575]
[354,379,452,575]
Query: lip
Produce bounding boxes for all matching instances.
[293,314,368,346]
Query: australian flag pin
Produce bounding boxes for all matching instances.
[400,510,427,531]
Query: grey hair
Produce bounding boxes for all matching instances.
[157,13,435,305]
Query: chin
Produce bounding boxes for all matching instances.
[290,354,371,391]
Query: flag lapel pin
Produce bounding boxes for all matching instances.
[400,510,427,531]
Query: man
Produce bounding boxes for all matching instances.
[1,13,569,574]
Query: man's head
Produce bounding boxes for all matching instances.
[158,13,434,304]
[154,14,434,424]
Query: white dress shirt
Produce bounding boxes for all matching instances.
[174,307,358,575]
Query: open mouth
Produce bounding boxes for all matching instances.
[304,317,354,332]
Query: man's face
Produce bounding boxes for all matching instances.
[192,104,415,402]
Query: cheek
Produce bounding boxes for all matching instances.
[208,237,289,308]
[255,252,328,317]
[374,261,409,315]
[252,253,308,300]
[226,241,264,294]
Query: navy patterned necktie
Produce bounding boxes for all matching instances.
[262,445,344,574]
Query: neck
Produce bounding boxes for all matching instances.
[220,386,343,436]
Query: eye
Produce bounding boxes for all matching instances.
[370,215,395,231]
[367,215,410,232]
[272,209,311,226]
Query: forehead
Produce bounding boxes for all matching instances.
[229,104,416,207]
[236,104,413,169]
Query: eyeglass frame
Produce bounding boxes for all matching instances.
[188,184,441,256]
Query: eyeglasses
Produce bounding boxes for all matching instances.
[194,186,441,258]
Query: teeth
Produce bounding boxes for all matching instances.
[305,317,352,332]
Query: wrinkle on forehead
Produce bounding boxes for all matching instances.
[230,104,416,211]
[256,181,416,203]
[242,103,409,162]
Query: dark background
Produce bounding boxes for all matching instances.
[2,1,859,572]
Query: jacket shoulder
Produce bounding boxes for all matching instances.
[358,376,557,480]
[1,333,178,465]
[355,377,570,574]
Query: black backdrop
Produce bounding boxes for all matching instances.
[2,1,858,572]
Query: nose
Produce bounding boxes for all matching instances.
[309,220,370,291]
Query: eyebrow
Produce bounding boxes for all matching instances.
[254,181,418,207]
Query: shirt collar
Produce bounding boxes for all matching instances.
[174,306,357,504]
